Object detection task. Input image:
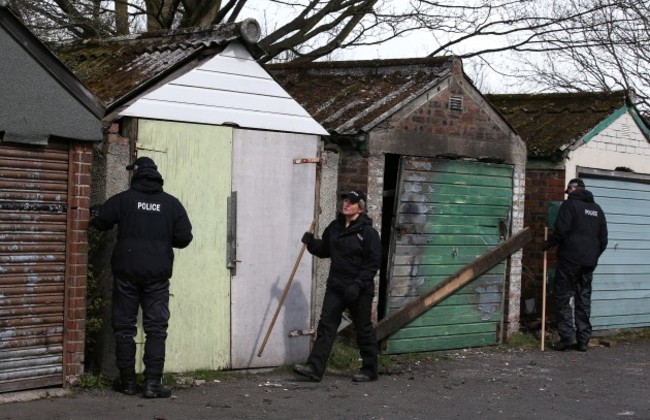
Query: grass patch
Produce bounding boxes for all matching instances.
[326,337,437,372]
[327,337,361,371]
[74,374,111,389]
[596,327,650,343]
[506,331,542,349]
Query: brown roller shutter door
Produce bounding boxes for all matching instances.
[0,141,69,393]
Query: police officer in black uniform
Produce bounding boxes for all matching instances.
[546,178,607,352]
[293,190,382,382]
[91,156,193,398]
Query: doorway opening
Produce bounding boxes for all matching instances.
[378,153,401,319]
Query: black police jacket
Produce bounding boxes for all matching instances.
[91,167,193,280]
[307,213,381,294]
[550,188,608,267]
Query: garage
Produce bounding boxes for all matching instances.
[0,143,72,391]
[384,157,514,353]
[1,3,102,391]
[582,171,650,330]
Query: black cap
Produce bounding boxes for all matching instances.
[565,178,585,193]
[341,190,366,204]
[126,156,157,171]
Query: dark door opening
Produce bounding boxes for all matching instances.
[378,153,401,319]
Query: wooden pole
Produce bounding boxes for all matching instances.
[541,227,548,351]
[257,219,316,357]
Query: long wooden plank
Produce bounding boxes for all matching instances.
[376,227,531,341]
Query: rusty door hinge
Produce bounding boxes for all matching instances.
[293,157,321,164]
[288,328,315,337]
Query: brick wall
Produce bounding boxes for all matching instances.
[90,121,132,377]
[521,168,565,321]
[503,163,527,337]
[334,67,527,340]
[338,152,369,195]
[64,141,94,385]
[389,78,509,143]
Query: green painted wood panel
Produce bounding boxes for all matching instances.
[390,322,499,340]
[387,329,498,353]
[585,176,650,330]
[134,119,232,371]
[384,157,513,354]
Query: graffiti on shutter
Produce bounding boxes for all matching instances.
[0,142,68,393]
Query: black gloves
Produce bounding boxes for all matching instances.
[344,282,361,304]
[301,232,314,245]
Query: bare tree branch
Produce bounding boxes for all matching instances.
[6,0,650,110]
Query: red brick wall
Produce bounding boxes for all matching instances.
[521,168,565,320]
[338,152,369,196]
[64,141,94,385]
[390,78,506,142]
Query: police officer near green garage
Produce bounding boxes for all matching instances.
[293,190,382,383]
[545,178,608,352]
[91,156,193,398]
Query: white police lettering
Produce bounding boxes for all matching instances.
[585,209,598,217]
[137,201,161,212]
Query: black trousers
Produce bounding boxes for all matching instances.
[306,287,378,378]
[112,276,170,381]
[553,259,594,345]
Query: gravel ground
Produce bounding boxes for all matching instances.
[2,338,649,420]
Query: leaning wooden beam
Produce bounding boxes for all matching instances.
[375,227,532,341]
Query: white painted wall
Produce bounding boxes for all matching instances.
[566,112,650,182]
[230,129,317,369]
[120,42,327,136]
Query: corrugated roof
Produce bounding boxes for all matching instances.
[53,20,262,107]
[485,91,628,159]
[268,57,456,135]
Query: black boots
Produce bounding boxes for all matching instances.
[552,339,589,352]
[114,378,138,395]
[143,379,172,398]
[115,378,171,398]
[292,364,322,382]
[352,372,378,382]
[551,340,577,351]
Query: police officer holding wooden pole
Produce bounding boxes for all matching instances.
[545,178,607,352]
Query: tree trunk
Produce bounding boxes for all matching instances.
[115,0,129,35]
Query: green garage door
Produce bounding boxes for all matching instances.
[384,157,513,354]
[583,176,650,330]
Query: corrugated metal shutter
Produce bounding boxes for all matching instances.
[582,176,650,330]
[384,157,513,354]
[0,142,68,393]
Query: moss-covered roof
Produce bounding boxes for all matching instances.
[268,57,456,135]
[485,91,628,159]
[52,22,260,107]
